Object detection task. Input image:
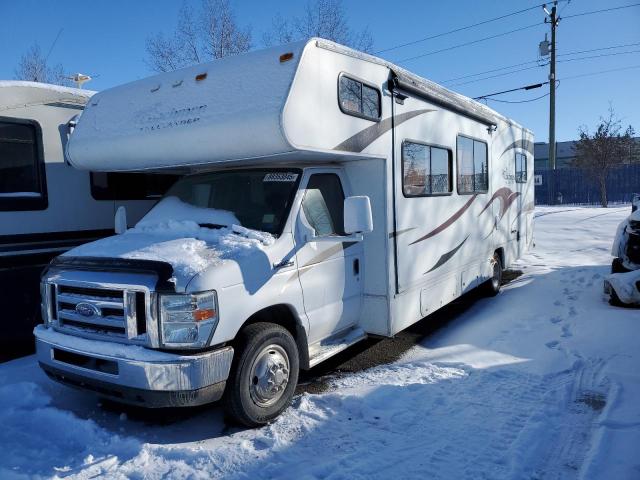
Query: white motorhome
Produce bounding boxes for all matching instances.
[0,82,176,360]
[35,39,534,426]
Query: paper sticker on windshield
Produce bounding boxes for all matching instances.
[263,172,298,182]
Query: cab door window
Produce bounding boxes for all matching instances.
[302,174,346,237]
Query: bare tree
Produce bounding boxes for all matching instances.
[572,106,636,207]
[263,0,374,52]
[15,43,70,86]
[146,0,251,72]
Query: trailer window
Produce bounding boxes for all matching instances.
[338,74,381,121]
[0,118,47,211]
[302,174,346,237]
[402,141,452,196]
[515,152,527,183]
[457,135,488,194]
[91,172,179,200]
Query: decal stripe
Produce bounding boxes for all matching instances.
[500,139,534,159]
[334,109,434,153]
[424,236,469,274]
[479,187,520,219]
[389,227,417,239]
[286,241,358,284]
[409,195,477,245]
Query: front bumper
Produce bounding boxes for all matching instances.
[35,326,234,408]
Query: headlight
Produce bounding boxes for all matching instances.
[159,291,218,348]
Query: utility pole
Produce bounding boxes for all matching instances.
[543,2,560,202]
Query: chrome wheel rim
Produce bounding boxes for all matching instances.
[249,344,290,407]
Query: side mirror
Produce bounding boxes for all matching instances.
[344,196,373,235]
[115,205,127,235]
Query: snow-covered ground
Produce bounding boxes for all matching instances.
[1,206,639,479]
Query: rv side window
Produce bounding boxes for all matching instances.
[338,74,381,121]
[402,141,452,196]
[0,118,47,211]
[456,135,488,194]
[515,152,527,183]
[91,172,179,200]
[302,174,346,237]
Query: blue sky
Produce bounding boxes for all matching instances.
[1,0,639,142]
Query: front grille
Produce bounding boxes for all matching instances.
[48,283,148,343]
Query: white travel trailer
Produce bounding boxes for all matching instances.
[35,39,534,426]
[0,82,176,360]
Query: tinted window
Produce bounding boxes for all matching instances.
[403,141,452,196]
[515,152,527,183]
[457,136,488,194]
[91,172,179,200]
[338,75,381,121]
[302,174,346,236]
[0,119,46,211]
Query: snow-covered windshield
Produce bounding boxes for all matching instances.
[160,169,301,236]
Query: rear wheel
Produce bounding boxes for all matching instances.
[224,322,299,427]
[482,252,503,296]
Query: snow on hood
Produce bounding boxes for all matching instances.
[65,197,274,282]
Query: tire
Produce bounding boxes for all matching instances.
[223,322,299,427]
[482,252,503,297]
[611,257,631,274]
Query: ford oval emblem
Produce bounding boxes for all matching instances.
[76,302,100,318]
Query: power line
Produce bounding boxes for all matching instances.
[441,41,640,84]
[446,48,640,87]
[394,2,640,65]
[397,23,542,64]
[375,1,568,55]
[562,2,640,19]
[449,64,546,88]
[473,81,549,100]
[485,91,550,104]
[472,64,640,100]
[560,63,640,80]
[559,49,640,64]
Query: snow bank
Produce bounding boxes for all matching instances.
[0,381,138,479]
[66,197,274,280]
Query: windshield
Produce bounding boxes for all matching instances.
[163,169,301,236]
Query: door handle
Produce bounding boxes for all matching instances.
[353,258,360,275]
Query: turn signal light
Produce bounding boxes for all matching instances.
[279,52,294,63]
[193,309,216,321]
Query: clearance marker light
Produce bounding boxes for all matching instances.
[279,52,294,63]
[195,73,208,81]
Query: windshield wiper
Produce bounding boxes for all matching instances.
[198,223,227,230]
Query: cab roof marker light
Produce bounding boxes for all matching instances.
[195,73,208,81]
[279,52,294,63]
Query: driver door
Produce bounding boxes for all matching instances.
[294,171,364,344]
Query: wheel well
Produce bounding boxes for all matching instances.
[238,305,310,369]
[494,247,505,268]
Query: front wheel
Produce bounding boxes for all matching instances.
[224,322,299,427]
[481,252,503,296]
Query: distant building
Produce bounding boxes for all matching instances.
[534,137,640,171]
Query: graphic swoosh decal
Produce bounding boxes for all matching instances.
[424,236,469,274]
[500,139,534,159]
[334,109,434,153]
[389,227,417,239]
[479,187,520,220]
[409,195,477,245]
[286,241,358,284]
